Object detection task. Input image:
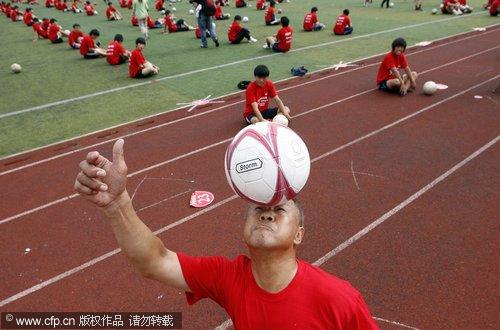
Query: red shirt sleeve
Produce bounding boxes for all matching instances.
[177,253,231,306]
[311,12,318,24]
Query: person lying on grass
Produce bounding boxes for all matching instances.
[74,138,379,329]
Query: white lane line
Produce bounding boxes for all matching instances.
[1,47,498,226]
[216,135,499,330]
[373,317,421,330]
[1,76,497,307]
[0,13,485,120]
[351,160,361,191]
[1,26,497,175]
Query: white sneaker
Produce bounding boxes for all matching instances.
[263,44,269,48]
[250,37,257,43]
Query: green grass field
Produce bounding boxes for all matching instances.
[0,0,496,157]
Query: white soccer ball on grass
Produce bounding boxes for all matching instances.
[242,16,249,22]
[11,63,22,73]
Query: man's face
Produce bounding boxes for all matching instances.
[243,200,304,250]
[255,76,266,87]
[137,43,145,50]
[393,46,405,55]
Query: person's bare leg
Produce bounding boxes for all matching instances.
[265,36,275,48]
[250,116,260,124]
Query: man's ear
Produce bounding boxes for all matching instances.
[294,227,305,245]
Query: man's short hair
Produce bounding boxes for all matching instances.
[114,34,124,42]
[136,37,146,45]
[165,9,171,14]
[392,37,407,51]
[50,18,56,23]
[73,23,80,28]
[293,199,305,227]
[269,0,275,7]
[311,6,318,12]
[234,14,242,21]
[89,29,100,36]
[254,64,270,78]
[280,16,289,27]
[108,1,112,4]
[343,8,350,15]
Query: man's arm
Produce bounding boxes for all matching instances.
[74,139,190,291]
[405,66,416,88]
[390,67,406,94]
[251,102,266,122]
[272,95,291,120]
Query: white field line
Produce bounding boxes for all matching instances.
[1,26,498,176]
[215,135,499,330]
[0,12,485,121]
[0,48,498,226]
[0,76,497,307]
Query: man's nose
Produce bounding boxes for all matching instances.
[260,211,274,221]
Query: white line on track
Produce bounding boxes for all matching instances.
[215,135,499,329]
[1,26,498,174]
[0,12,485,120]
[0,47,498,226]
[0,75,497,307]
[373,317,421,330]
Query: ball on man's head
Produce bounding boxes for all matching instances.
[242,16,249,22]
[11,63,22,73]
[423,81,438,95]
[225,122,310,206]
[272,114,289,127]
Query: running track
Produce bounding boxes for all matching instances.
[0,27,499,329]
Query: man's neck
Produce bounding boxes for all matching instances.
[249,249,298,294]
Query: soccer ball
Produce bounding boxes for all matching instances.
[431,8,438,14]
[189,8,194,14]
[64,29,70,35]
[389,2,394,7]
[11,63,22,73]
[272,114,289,127]
[225,122,310,206]
[277,8,282,13]
[423,81,438,95]
[242,16,249,22]
[172,7,176,11]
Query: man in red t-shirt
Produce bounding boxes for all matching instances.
[376,38,418,96]
[244,65,290,124]
[235,0,247,7]
[47,18,69,43]
[84,1,97,15]
[71,0,82,13]
[10,5,22,21]
[490,0,500,15]
[227,15,257,44]
[256,0,266,10]
[334,9,353,35]
[80,29,107,58]
[32,18,48,39]
[303,7,325,31]
[68,23,84,49]
[264,0,279,25]
[106,2,123,20]
[74,139,379,329]
[23,8,34,26]
[163,10,194,33]
[129,37,160,78]
[264,16,292,53]
[214,3,230,20]
[106,34,130,65]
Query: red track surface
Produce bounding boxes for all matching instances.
[1,27,499,329]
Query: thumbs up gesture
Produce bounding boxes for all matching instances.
[74,139,128,208]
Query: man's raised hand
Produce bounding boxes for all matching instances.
[74,139,128,208]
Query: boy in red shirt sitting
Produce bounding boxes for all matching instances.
[106,2,123,20]
[227,15,257,44]
[333,9,353,35]
[68,23,84,49]
[106,34,130,65]
[71,0,82,13]
[32,18,48,39]
[129,37,160,78]
[244,65,291,124]
[10,6,22,21]
[264,1,279,25]
[80,29,107,58]
[490,0,500,15]
[264,16,292,53]
[235,0,247,8]
[256,0,266,10]
[23,7,34,26]
[376,38,418,96]
[119,0,127,7]
[303,7,325,31]
[84,1,97,15]
[48,18,69,43]
[214,3,230,20]
[163,10,194,33]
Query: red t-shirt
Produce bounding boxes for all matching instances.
[68,29,83,46]
[256,0,264,9]
[235,0,245,6]
[129,48,145,77]
[23,11,33,25]
[178,254,379,329]
[265,6,275,23]
[195,27,201,38]
[276,26,293,52]
[303,12,317,31]
[215,4,222,18]
[45,0,53,7]
[376,51,408,84]
[244,80,277,118]
[41,19,50,30]
[334,14,351,34]
[147,16,155,29]
[155,0,163,11]
[48,24,60,41]
[131,15,138,26]
[85,4,94,15]
[10,8,18,21]
[164,15,177,32]
[490,0,499,15]
[119,0,127,7]
[106,41,126,64]
[79,35,95,55]
[106,5,116,19]
[33,22,48,38]
[227,21,242,42]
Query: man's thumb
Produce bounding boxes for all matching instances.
[112,139,126,166]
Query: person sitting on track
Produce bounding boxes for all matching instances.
[79,29,107,58]
[106,34,130,65]
[333,9,353,35]
[163,10,195,33]
[73,138,379,329]
[263,16,293,53]
[129,37,160,78]
[68,23,84,49]
[264,0,280,25]
[303,6,325,32]
[376,37,418,96]
[244,65,290,124]
[228,15,258,44]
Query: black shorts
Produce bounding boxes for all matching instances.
[134,70,149,79]
[83,52,100,59]
[245,107,278,124]
[51,38,63,44]
[272,43,283,52]
[378,80,399,94]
